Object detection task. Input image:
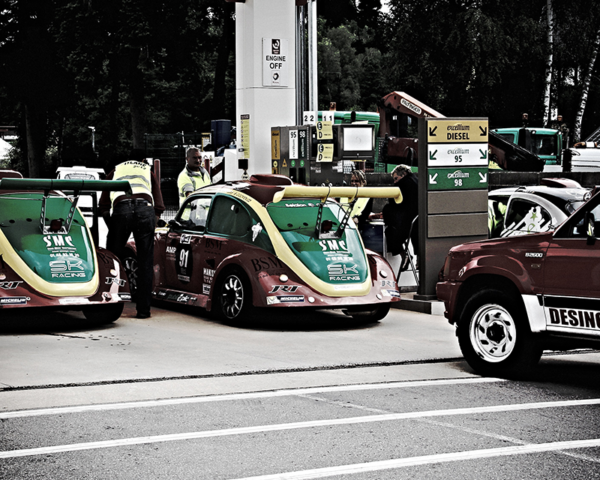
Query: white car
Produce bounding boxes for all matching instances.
[56,166,108,247]
[488,179,590,238]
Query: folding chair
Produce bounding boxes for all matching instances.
[397,215,419,287]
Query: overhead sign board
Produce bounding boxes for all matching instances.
[427,143,488,167]
[262,38,289,87]
[427,167,488,190]
[427,119,488,143]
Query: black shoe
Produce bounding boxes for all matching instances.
[136,312,151,319]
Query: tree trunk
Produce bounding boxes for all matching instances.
[211,3,235,121]
[542,0,553,127]
[574,28,600,143]
[128,48,147,150]
[24,102,47,178]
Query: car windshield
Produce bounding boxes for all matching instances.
[531,134,557,156]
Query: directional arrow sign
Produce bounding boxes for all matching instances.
[427,119,489,143]
[427,143,489,167]
[427,167,489,191]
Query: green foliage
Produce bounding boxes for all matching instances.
[2,0,600,175]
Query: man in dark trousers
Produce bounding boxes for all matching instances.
[99,149,165,319]
[382,164,418,267]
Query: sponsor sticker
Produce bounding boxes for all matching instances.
[546,307,600,331]
[118,293,132,301]
[0,296,29,305]
[50,259,86,279]
[202,284,211,295]
[105,277,126,287]
[251,223,263,242]
[328,263,359,281]
[0,281,23,290]
[269,285,300,293]
[267,295,305,304]
[58,297,90,305]
[525,252,544,258]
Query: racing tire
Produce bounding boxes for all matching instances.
[344,304,390,322]
[215,270,253,322]
[83,302,124,324]
[122,252,138,301]
[457,288,542,378]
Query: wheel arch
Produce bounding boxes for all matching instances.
[454,274,524,325]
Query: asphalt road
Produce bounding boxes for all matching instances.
[1,303,600,479]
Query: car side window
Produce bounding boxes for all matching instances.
[502,199,552,236]
[566,203,600,238]
[206,196,252,237]
[178,197,212,232]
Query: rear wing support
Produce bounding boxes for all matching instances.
[0,178,132,235]
[272,185,402,240]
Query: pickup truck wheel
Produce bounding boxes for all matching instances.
[457,289,542,377]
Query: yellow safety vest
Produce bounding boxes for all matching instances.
[177,167,211,206]
[110,161,154,206]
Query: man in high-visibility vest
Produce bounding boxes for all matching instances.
[177,147,211,206]
[99,149,165,319]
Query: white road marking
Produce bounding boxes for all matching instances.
[1,397,599,459]
[420,418,600,465]
[228,439,600,480]
[0,377,503,419]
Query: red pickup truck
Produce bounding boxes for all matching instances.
[437,188,600,376]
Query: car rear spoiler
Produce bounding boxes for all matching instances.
[0,178,132,194]
[272,186,403,204]
[0,178,133,235]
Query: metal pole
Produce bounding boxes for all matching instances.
[308,0,318,112]
[295,4,306,125]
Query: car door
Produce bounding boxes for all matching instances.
[501,197,554,237]
[164,196,213,293]
[542,195,600,335]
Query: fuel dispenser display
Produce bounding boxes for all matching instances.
[271,123,376,186]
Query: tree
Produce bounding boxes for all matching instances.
[573,28,600,142]
[542,0,554,127]
[0,0,71,176]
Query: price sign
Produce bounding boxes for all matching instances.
[316,121,333,140]
[317,143,334,162]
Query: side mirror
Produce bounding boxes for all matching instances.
[585,212,596,245]
[168,219,182,229]
[156,219,167,228]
